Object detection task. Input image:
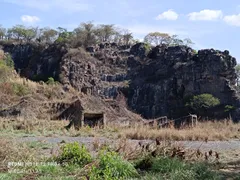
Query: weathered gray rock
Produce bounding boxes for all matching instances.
[1,41,240,121]
[127,45,239,120]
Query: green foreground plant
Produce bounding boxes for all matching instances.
[2,142,224,180]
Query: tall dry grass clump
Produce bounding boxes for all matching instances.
[118,119,240,141]
[0,138,38,172]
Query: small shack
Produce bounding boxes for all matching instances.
[58,98,106,130]
[82,112,105,128]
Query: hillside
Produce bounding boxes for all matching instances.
[0,41,239,122]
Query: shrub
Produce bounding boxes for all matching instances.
[185,93,220,115]
[136,157,220,180]
[190,162,220,180]
[0,60,12,82]
[224,105,235,113]
[150,157,186,174]
[56,142,92,167]
[12,83,30,96]
[0,82,29,96]
[193,49,198,54]
[143,43,151,55]
[46,77,55,85]
[89,150,138,180]
[4,54,14,68]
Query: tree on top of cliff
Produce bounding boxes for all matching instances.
[235,64,240,86]
[0,25,6,40]
[144,32,194,47]
[144,32,171,46]
[73,21,97,47]
[0,22,193,48]
[41,28,58,43]
[95,24,116,42]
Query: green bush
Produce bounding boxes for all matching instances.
[190,163,220,180]
[46,77,55,85]
[12,83,30,96]
[150,157,186,174]
[144,43,151,55]
[136,157,220,180]
[0,82,30,96]
[0,60,12,82]
[224,105,235,112]
[56,142,92,167]
[185,93,220,115]
[4,54,14,68]
[89,150,138,180]
[193,49,198,54]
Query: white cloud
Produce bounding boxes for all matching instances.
[188,9,223,21]
[2,0,90,12]
[156,9,178,20]
[21,15,40,24]
[223,14,240,26]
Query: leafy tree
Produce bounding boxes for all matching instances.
[73,21,97,47]
[7,25,26,41]
[144,32,171,46]
[23,27,38,42]
[235,64,240,86]
[170,35,184,46]
[56,27,73,43]
[122,30,133,45]
[6,25,38,42]
[57,27,69,39]
[169,35,194,47]
[95,24,116,42]
[41,27,58,43]
[0,25,6,40]
[185,94,220,115]
[112,27,124,44]
[183,38,194,47]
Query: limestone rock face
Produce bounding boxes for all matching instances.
[127,46,239,119]
[1,42,66,81]
[1,42,240,121]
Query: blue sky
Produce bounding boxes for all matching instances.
[1,0,240,62]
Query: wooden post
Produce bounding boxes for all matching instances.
[80,112,84,127]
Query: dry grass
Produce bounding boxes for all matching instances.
[0,138,38,172]
[0,117,68,136]
[118,120,240,141]
[1,117,239,141]
[0,117,112,138]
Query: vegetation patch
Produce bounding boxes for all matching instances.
[89,150,138,180]
[55,142,92,167]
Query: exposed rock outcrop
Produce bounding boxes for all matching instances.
[1,42,240,121]
[128,46,239,119]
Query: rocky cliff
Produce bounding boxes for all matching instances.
[127,45,239,119]
[1,41,239,121]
